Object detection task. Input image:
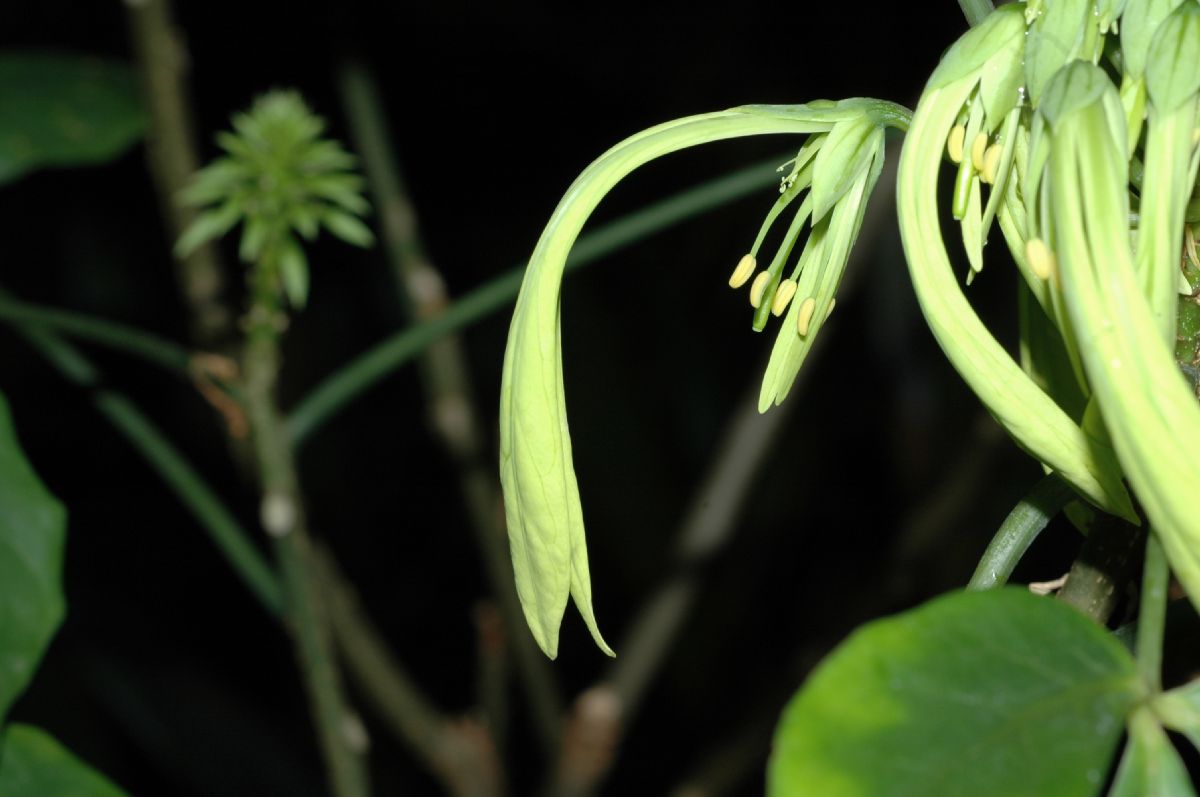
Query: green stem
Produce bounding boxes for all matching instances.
[14,324,283,615]
[968,473,1074,590]
[1136,532,1169,693]
[242,308,370,797]
[957,0,994,26]
[0,292,193,376]
[287,155,786,445]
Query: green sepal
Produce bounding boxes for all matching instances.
[1145,3,1200,113]
[1025,0,1092,105]
[1121,0,1187,78]
[811,114,877,224]
[927,4,1025,91]
[759,132,883,410]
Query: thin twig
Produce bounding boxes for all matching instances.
[338,60,562,754]
[286,155,789,444]
[124,0,232,346]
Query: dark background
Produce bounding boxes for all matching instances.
[0,3,1077,795]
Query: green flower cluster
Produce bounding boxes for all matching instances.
[501,0,1200,658]
[177,90,373,309]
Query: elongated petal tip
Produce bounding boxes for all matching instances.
[729,254,757,288]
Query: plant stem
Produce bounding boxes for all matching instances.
[1136,532,1169,692]
[1058,515,1145,624]
[967,473,1074,590]
[125,0,232,345]
[286,155,787,445]
[0,292,193,377]
[339,59,562,754]
[957,0,994,26]
[13,323,283,614]
[242,301,369,797]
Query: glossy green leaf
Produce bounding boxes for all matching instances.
[0,392,67,722]
[1145,3,1200,113]
[0,52,144,185]
[0,725,128,797]
[768,589,1141,797]
[1109,708,1196,797]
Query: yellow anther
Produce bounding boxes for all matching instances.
[947,125,966,164]
[825,298,836,320]
[1026,238,1057,280]
[982,143,1002,185]
[728,254,756,288]
[771,279,798,316]
[795,297,817,336]
[970,132,989,172]
[749,271,771,308]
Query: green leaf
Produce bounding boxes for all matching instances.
[1122,0,1187,79]
[768,589,1141,797]
[810,114,876,224]
[1145,3,1200,113]
[0,392,67,721]
[1109,708,1196,797]
[279,237,310,309]
[0,725,128,796]
[0,52,144,186]
[322,210,375,248]
[174,202,241,258]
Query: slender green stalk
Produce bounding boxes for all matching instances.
[957,0,994,27]
[1136,533,1169,692]
[14,323,283,615]
[0,292,193,376]
[286,156,787,445]
[242,295,370,797]
[968,474,1074,590]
